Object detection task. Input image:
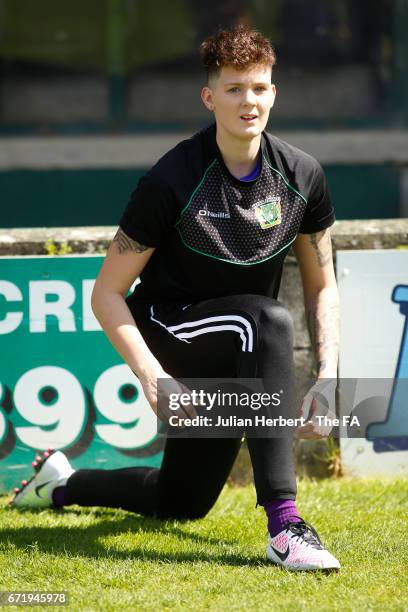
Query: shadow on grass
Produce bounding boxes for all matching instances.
[0,509,267,568]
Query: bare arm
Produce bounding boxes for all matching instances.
[91,227,165,412]
[293,228,339,379]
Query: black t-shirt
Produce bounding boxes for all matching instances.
[119,124,335,302]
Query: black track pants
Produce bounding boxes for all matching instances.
[66,293,297,518]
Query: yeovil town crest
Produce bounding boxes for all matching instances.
[255,198,281,229]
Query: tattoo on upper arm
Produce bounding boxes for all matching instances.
[309,230,332,267]
[113,228,149,254]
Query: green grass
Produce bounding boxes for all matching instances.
[0,478,407,611]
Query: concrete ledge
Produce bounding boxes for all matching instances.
[328,218,408,250]
[0,131,407,170]
[0,226,114,255]
[1,219,407,256]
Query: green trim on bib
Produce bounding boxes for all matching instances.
[263,155,308,204]
[176,227,297,266]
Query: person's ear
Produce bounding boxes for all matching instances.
[201,86,215,112]
[270,83,277,109]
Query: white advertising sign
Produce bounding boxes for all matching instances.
[337,249,408,476]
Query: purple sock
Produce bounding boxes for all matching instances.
[52,486,67,507]
[264,499,302,537]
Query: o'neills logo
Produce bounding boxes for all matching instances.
[198,210,230,219]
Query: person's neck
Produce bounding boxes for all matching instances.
[216,127,261,179]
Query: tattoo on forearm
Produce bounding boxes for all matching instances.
[113,228,149,254]
[309,230,332,267]
[306,295,340,376]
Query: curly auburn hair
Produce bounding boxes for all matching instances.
[200,24,276,79]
